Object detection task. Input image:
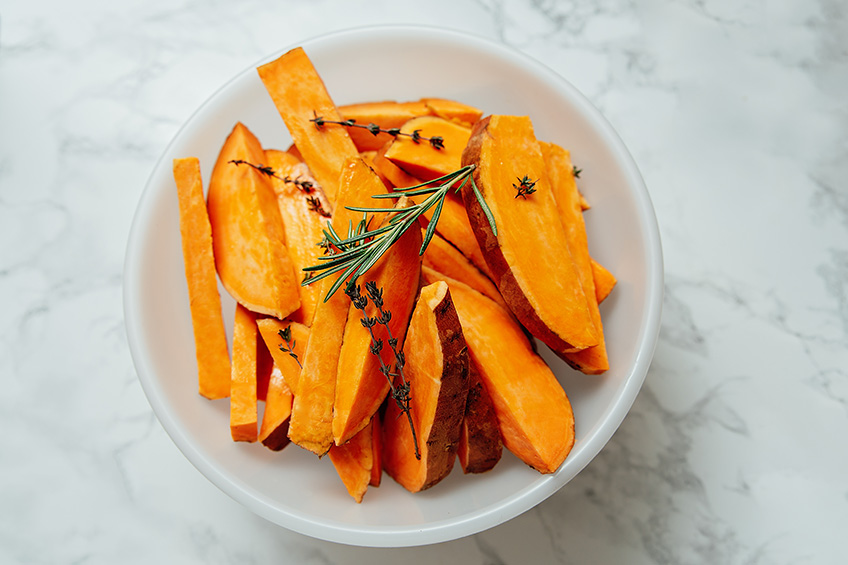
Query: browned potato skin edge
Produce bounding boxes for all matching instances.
[460,116,585,356]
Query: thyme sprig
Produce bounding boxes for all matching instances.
[346,282,420,460]
[513,175,537,199]
[302,164,497,301]
[278,325,302,369]
[229,159,316,193]
[572,165,582,179]
[310,113,445,149]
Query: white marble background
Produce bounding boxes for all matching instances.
[1,0,846,563]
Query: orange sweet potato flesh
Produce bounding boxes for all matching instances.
[456,360,502,474]
[173,157,231,400]
[372,141,422,190]
[339,100,430,152]
[433,193,495,281]
[384,116,471,181]
[421,98,483,126]
[263,149,331,326]
[592,257,617,304]
[328,419,374,503]
[422,232,507,311]
[289,157,389,456]
[383,281,470,492]
[257,47,359,202]
[256,318,309,395]
[255,331,274,403]
[230,304,260,442]
[256,320,309,451]
[421,267,575,473]
[461,115,598,355]
[542,142,609,374]
[207,123,300,320]
[332,204,423,446]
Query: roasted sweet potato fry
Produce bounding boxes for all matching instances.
[332,202,423,446]
[384,116,471,181]
[383,281,470,492]
[230,304,260,442]
[257,47,359,201]
[328,419,374,503]
[256,318,309,394]
[421,98,483,126]
[207,123,300,320]
[542,141,609,374]
[264,149,330,326]
[421,267,575,474]
[339,100,430,152]
[173,157,231,400]
[288,157,389,456]
[461,115,598,355]
[591,257,617,304]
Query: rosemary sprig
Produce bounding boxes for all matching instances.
[346,282,420,460]
[310,113,445,149]
[513,175,537,199]
[278,325,302,369]
[302,165,497,301]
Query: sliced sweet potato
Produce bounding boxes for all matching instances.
[230,304,259,442]
[421,267,575,473]
[422,232,506,310]
[456,360,502,474]
[332,202,423,446]
[289,157,389,456]
[542,141,608,374]
[257,47,359,201]
[258,366,293,451]
[207,123,300,319]
[384,116,471,181]
[173,157,231,400]
[338,100,430,152]
[255,332,274,403]
[264,149,330,326]
[421,98,483,126]
[433,193,495,281]
[328,419,374,503]
[383,281,470,492]
[256,318,309,393]
[461,115,598,355]
[372,141,423,190]
[592,257,617,304]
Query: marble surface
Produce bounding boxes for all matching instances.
[1,0,846,563]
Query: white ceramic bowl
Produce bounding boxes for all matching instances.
[124,25,662,547]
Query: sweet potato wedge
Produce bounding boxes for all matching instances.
[421,267,575,473]
[383,281,470,492]
[432,193,495,281]
[372,141,423,190]
[384,116,471,181]
[332,202,423,446]
[230,304,260,442]
[542,141,609,374]
[592,257,617,304]
[256,318,309,393]
[256,320,309,451]
[421,98,483,126]
[264,149,331,326]
[422,232,506,311]
[207,123,300,320]
[461,115,598,355]
[338,100,430,152]
[456,360,502,474]
[173,157,231,400]
[257,47,359,201]
[288,157,389,456]
[328,419,374,503]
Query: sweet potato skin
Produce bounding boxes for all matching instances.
[383,281,470,492]
[421,267,575,474]
[457,360,502,474]
[461,115,598,355]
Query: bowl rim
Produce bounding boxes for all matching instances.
[123,23,663,547]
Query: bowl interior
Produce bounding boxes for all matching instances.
[124,25,662,547]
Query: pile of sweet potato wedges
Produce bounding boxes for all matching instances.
[173,46,615,502]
